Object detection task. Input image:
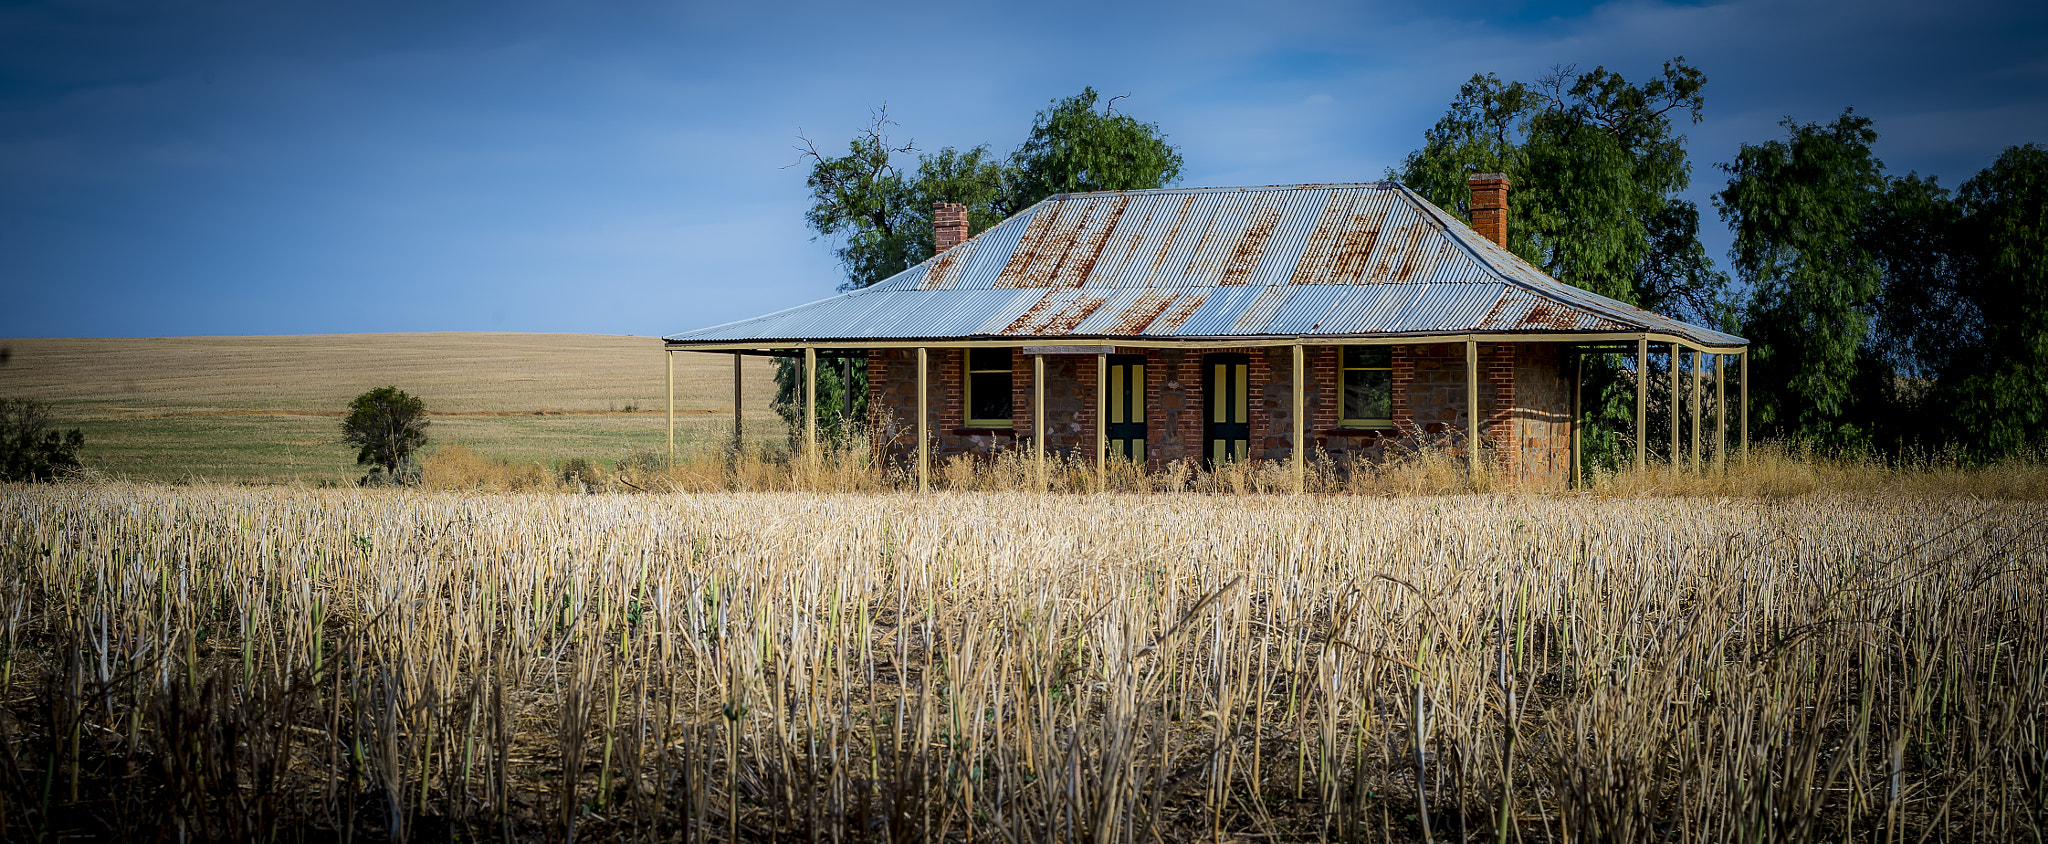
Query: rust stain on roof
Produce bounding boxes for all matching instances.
[1289,192,1355,285]
[921,244,964,290]
[1147,290,1209,334]
[993,201,1062,289]
[1144,194,1199,283]
[1051,196,1130,288]
[1218,205,1280,285]
[1106,291,1178,334]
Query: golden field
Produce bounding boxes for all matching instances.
[0,484,2041,841]
[0,333,777,483]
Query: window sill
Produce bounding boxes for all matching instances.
[953,426,1017,435]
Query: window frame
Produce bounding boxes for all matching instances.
[1338,345,1394,428]
[962,347,1015,429]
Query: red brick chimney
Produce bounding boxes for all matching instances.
[1467,174,1510,248]
[933,202,969,252]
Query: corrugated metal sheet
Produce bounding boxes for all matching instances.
[665,182,1748,348]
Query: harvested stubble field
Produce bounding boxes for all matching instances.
[0,485,2044,843]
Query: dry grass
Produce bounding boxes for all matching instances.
[1,483,2042,841]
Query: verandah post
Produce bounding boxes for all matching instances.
[1739,348,1750,464]
[732,352,743,459]
[1669,342,1680,478]
[804,346,818,467]
[1635,336,1648,472]
[1095,352,1108,482]
[666,348,675,468]
[1034,353,1046,492]
[1466,338,1480,480]
[1692,349,1703,475]
[915,348,929,492]
[1715,353,1727,474]
[1292,343,1305,495]
[1571,349,1582,490]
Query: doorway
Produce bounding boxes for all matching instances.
[1105,354,1147,463]
[1203,353,1250,467]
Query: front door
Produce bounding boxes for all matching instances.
[1105,354,1147,462]
[1204,353,1250,467]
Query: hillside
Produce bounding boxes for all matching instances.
[0,333,780,483]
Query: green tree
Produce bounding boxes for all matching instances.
[1395,59,1724,321]
[1717,110,1887,444]
[341,386,429,482]
[777,90,1182,442]
[1943,144,2048,454]
[1003,87,1184,211]
[0,398,85,482]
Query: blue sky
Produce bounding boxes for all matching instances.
[2,0,2042,338]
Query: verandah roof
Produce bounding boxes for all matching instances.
[665,182,1746,351]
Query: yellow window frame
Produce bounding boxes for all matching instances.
[1339,346,1393,428]
[963,348,1014,429]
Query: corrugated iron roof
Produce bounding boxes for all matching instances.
[666,183,1747,349]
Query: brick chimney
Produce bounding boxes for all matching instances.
[933,202,969,252]
[1467,174,1510,248]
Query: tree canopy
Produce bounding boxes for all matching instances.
[1717,110,1888,443]
[1394,59,1727,324]
[341,386,429,481]
[0,398,84,483]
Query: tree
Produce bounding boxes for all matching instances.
[1716,110,1887,444]
[0,398,85,482]
[1004,87,1184,211]
[1943,144,2048,454]
[1395,59,1725,322]
[778,90,1183,440]
[341,387,428,481]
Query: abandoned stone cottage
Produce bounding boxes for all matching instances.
[663,176,1748,489]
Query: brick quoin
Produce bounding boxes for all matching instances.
[1010,351,1031,443]
[1310,347,1339,440]
[1248,350,1272,456]
[1143,350,1165,469]
[1076,358,1099,460]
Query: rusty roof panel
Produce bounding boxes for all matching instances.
[666,182,1748,348]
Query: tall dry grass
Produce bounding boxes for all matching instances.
[437,424,2048,500]
[0,483,2042,841]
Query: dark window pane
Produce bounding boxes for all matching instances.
[969,347,1012,372]
[1344,370,1391,421]
[970,372,1013,420]
[1343,345,1390,369]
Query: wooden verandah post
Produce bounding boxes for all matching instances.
[1033,353,1046,492]
[666,348,675,468]
[1635,336,1648,472]
[1293,344,1306,495]
[1466,338,1480,479]
[916,347,929,493]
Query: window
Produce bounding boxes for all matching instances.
[964,348,1014,428]
[1340,346,1392,426]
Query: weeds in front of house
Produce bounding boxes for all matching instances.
[0,488,2043,841]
